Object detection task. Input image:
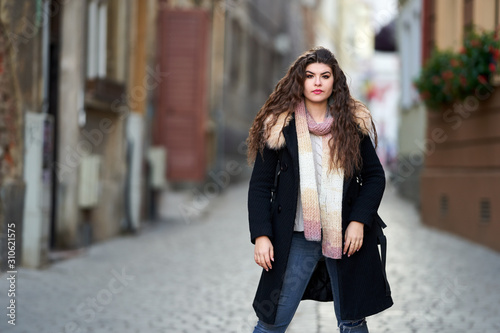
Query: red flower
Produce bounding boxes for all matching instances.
[442,70,454,80]
[489,63,497,72]
[477,75,488,85]
[460,75,467,86]
[492,48,500,60]
[450,59,460,67]
[432,76,441,84]
[460,47,466,54]
[470,39,481,47]
[420,91,430,100]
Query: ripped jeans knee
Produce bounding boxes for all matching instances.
[338,318,368,333]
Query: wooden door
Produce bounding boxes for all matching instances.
[155,9,210,181]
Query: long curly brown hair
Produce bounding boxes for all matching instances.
[246,46,377,177]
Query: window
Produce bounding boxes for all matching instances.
[86,0,108,79]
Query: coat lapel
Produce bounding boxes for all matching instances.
[282,118,298,165]
[282,117,300,187]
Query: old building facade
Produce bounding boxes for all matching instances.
[1,0,316,269]
[420,0,500,252]
[0,0,44,269]
[1,0,158,269]
[153,0,314,182]
[396,0,425,203]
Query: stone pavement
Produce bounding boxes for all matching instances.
[1,179,500,333]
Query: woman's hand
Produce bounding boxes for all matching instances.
[343,221,364,257]
[254,236,274,271]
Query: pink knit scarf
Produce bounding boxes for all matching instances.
[305,106,334,136]
[295,100,344,259]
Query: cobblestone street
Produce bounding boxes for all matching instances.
[1,179,500,333]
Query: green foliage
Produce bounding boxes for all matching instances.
[414,51,462,109]
[414,27,500,110]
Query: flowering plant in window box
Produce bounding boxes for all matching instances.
[414,27,500,110]
[458,28,500,90]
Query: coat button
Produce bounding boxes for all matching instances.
[280,163,288,172]
[278,205,282,213]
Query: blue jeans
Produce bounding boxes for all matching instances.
[254,233,368,333]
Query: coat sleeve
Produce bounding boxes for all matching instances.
[348,135,386,228]
[248,146,279,244]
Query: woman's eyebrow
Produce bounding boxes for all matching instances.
[305,70,332,75]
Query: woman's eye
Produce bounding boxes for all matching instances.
[323,75,330,79]
[306,74,314,79]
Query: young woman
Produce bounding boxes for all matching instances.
[246,47,393,333]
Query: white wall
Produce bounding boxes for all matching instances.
[56,0,87,248]
[397,0,422,110]
[23,113,51,268]
[396,0,426,156]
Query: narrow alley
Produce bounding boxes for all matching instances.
[1,179,499,333]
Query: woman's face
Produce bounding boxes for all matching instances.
[303,62,334,105]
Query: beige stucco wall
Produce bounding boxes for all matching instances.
[435,0,499,51]
[56,0,143,247]
[56,0,87,248]
[422,0,500,253]
[435,0,463,51]
[473,0,497,31]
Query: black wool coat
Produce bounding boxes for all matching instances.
[248,114,393,325]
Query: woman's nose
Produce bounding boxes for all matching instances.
[315,77,321,85]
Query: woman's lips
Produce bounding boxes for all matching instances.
[312,90,323,94]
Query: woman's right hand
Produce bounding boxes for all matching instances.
[254,236,274,271]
